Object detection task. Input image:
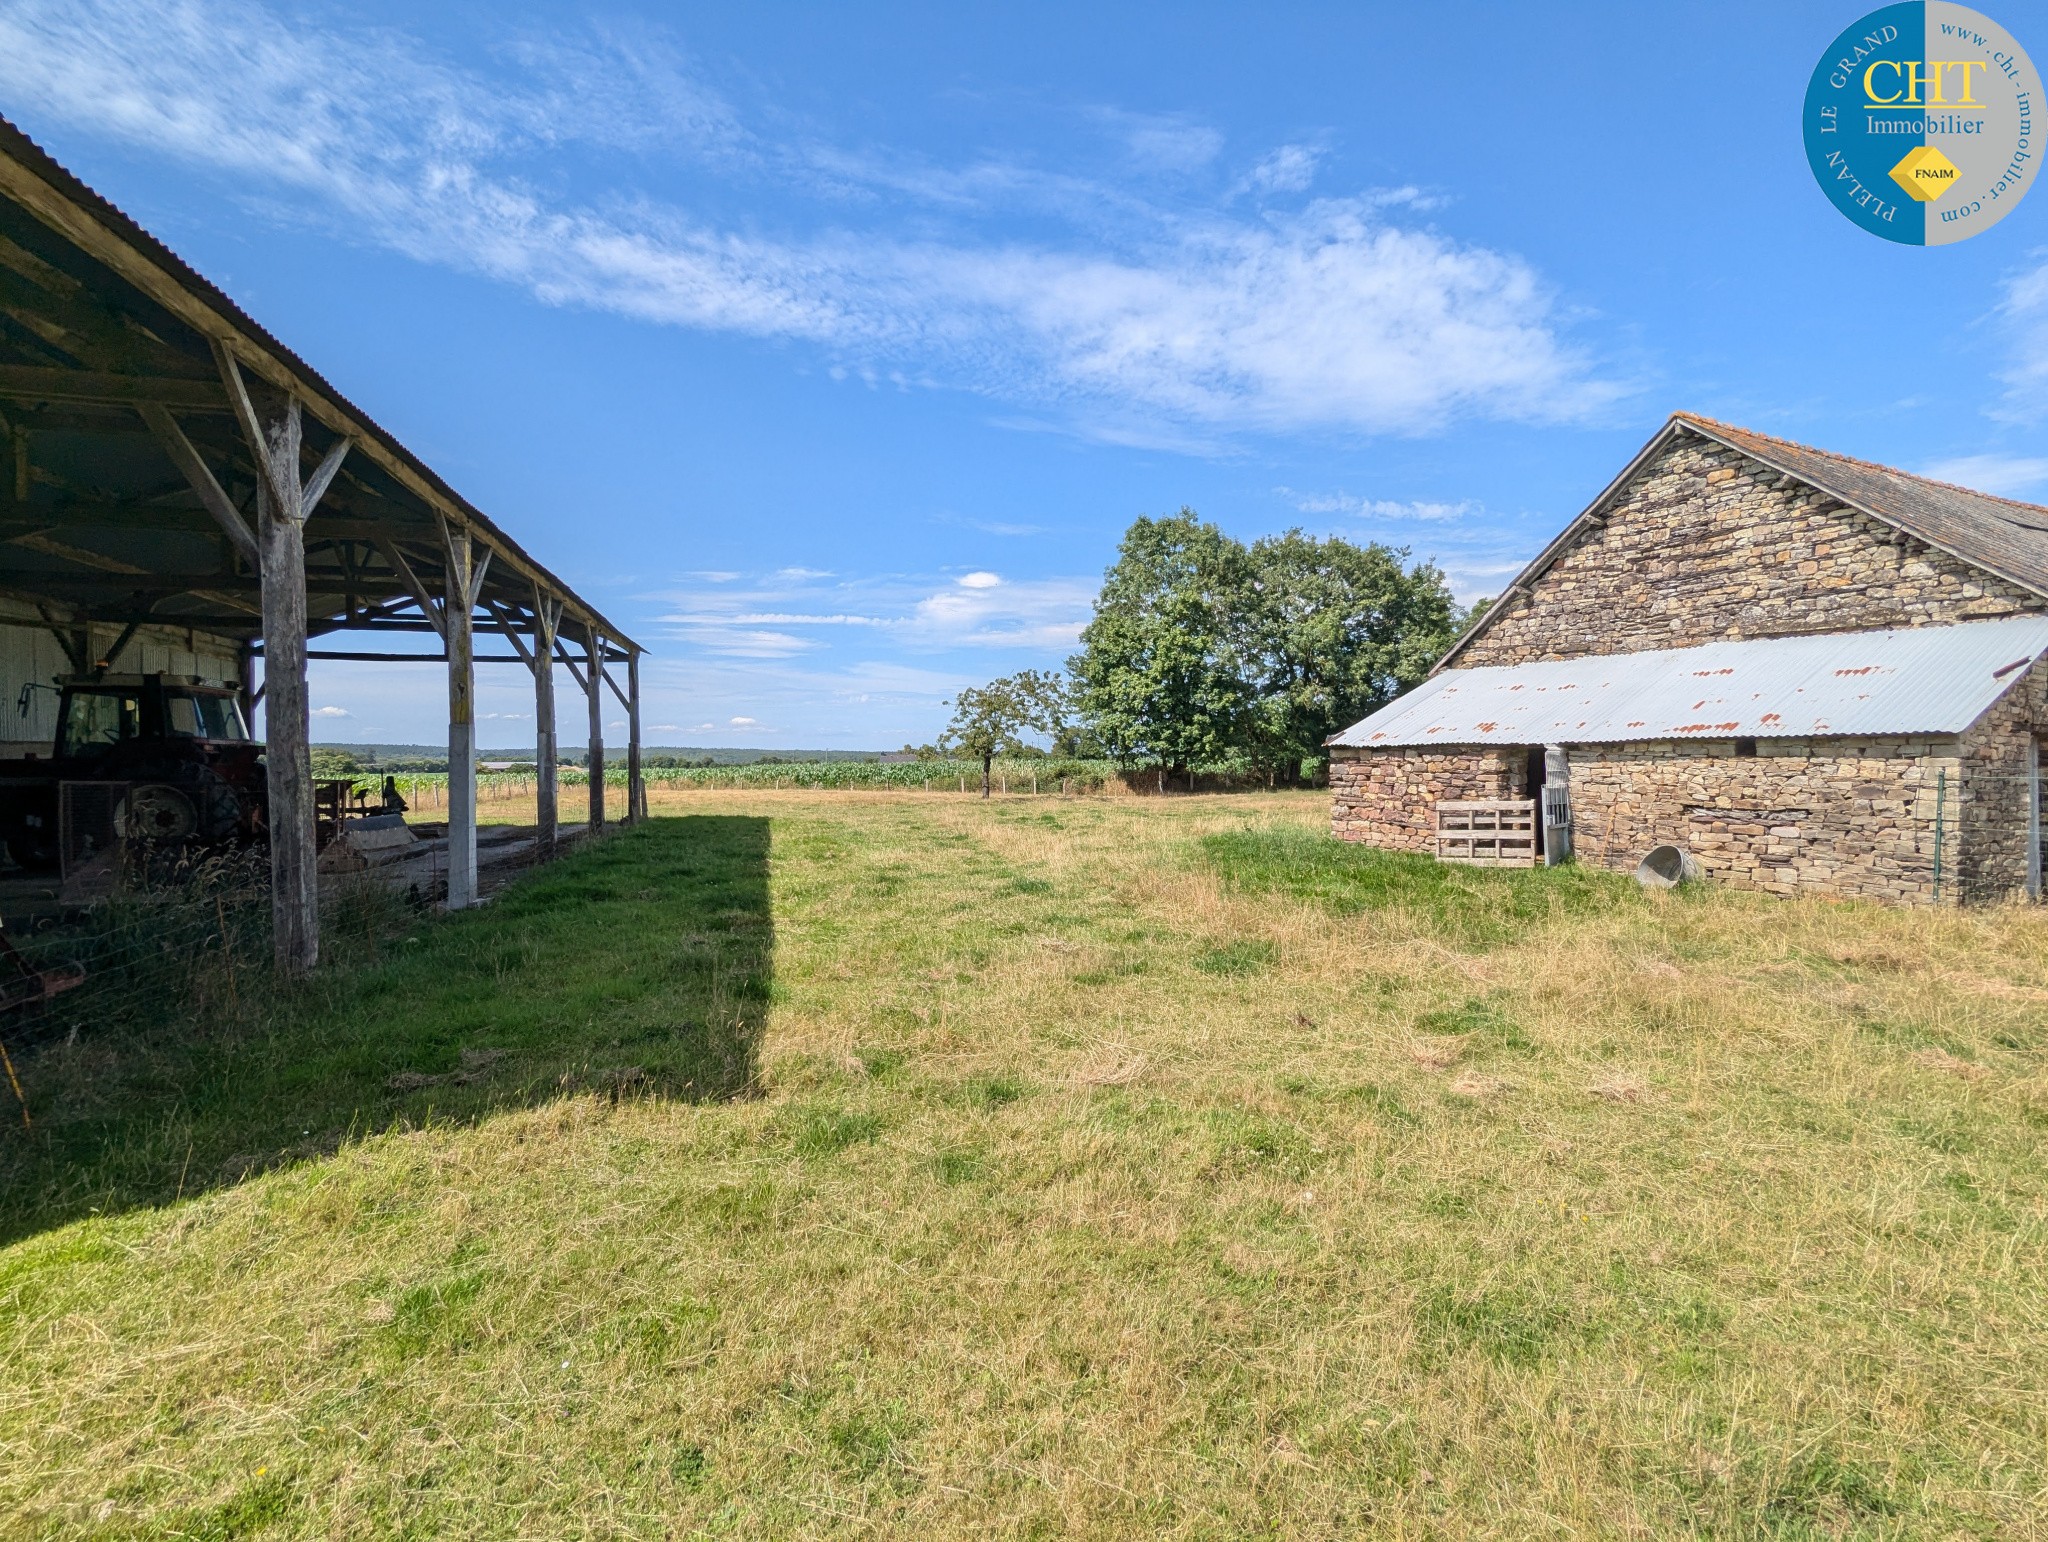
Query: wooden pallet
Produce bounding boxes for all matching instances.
[1435,799,1539,867]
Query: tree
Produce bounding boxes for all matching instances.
[1243,531,1457,782]
[309,746,363,780]
[940,671,1068,798]
[1068,511,1255,788]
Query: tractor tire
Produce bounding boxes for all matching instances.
[115,783,200,844]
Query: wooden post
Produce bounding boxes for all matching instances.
[236,638,257,733]
[256,478,315,971]
[446,532,477,913]
[216,346,350,976]
[443,524,478,909]
[627,650,644,823]
[533,591,562,857]
[586,633,605,832]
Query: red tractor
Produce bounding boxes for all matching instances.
[0,674,265,872]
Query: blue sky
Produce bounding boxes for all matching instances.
[2,0,2045,748]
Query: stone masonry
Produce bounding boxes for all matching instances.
[1460,434,2046,668]
[1329,748,1522,852]
[1330,424,2048,905]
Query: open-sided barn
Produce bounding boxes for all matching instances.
[0,114,644,967]
[1330,413,2048,904]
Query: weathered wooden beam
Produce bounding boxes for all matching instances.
[483,600,536,669]
[533,587,562,858]
[0,363,226,409]
[586,635,605,834]
[374,538,446,640]
[442,520,488,910]
[254,472,315,974]
[263,649,534,662]
[553,637,589,695]
[221,373,349,977]
[135,402,257,564]
[627,650,644,824]
[98,618,142,676]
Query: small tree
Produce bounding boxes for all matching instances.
[940,671,1067,798]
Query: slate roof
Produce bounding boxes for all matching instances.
[1439,413,2048,670]
[1332,616,2048,748]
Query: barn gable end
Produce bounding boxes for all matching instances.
[1330,414,2048,906]
[1452,423,2048,670]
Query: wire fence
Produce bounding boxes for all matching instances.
[0,851,419,1118]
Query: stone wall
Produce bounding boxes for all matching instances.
[1459,433,2046,668]
[1955,656,2048,902]
[1330,738,1982,905]
[1330,747,1522,853]
[1564,739,1956,905]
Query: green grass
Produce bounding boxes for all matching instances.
[1201,820,1636,946]
[2,788,2047,1538]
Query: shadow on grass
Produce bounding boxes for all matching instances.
[1200,823,1639,948]
[0,815,771,1243]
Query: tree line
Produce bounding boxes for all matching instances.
[940,509,1465,794]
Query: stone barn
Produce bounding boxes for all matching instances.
[1329,413,2048,905]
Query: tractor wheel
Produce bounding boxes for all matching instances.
[115,783,200,844]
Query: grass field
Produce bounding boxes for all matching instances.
[3,789,2047,1538]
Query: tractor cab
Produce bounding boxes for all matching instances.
[54,674,252,761]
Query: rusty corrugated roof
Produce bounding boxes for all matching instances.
[1333,616,2048,748]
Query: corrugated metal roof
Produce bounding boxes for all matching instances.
[1439,412,2048,670]
[1333,617,2048,748]
[0,113,639,651]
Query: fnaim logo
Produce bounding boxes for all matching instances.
[1804,3,2039,244]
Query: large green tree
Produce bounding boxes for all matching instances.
[1068,511,1255,786]
[939,671,1068,798]
[1243,530,1457,782]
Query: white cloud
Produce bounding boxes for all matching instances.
[1920,453,2048,498]
[729,715,757,726]
[1236,143,1319,196]
[656,567,1091,657]
[1996,258,2048,420]
[1280,488,1478,522]
[0,0,1619,440]
[312,704,350,717]
[1095,108,1224,172]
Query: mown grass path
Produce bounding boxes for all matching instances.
[2,790,2046,1538]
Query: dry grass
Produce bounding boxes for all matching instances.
[3,787,2047,1538]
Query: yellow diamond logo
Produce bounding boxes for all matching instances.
[1889,144,1960,203]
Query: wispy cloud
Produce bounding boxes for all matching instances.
[1279,488,1479,522]
[1995,258,2048,421]
[1920,452,2048,497]
[1232,143,1320,197]
[1093,107,1224,173]
[0,0,1622,441]
[656,566,1091,657]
